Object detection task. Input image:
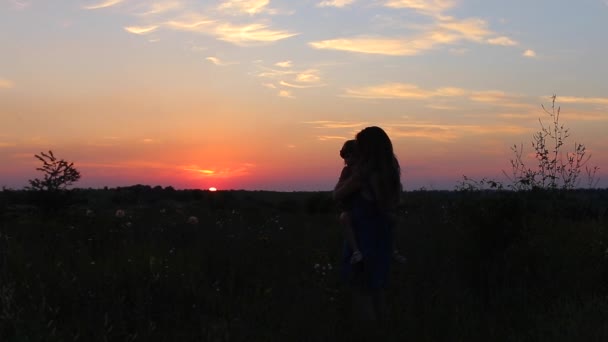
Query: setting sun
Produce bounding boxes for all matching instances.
[209,187,218,192]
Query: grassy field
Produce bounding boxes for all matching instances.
[1,187,608,341]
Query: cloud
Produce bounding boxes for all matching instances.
[278,90,294,98]
[295,69,322,83]
[279,81,324,88]
[384,0,456,17]
[469,90,532,108]
[388,122,529,142]
[523,49,536,57]
[164,14,216,31]
[217,0,272,15]
[310,16,518,56]
[214,23,298,45]
[317,0,356,8]
[182,164,252,178]
[309,36,446,56]
[205,56,237,66]
[255,66,324,88]
[342,83,536,110]
[304,120,368,129]
[275,60,292,68]
[343,83,467,99]
[124,25,159,35]
[164,15,299,45]
[487,36,518,46]
[0,78,15,89]
[437,17,491,42]
[9,0,30,10]
[318,135,350,140]
[558,96,608,105]
[138,1,183,16]
[83,0,124,10]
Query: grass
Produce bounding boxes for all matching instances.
[1,187,607,341]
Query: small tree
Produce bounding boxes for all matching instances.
[504,95,599,190]
[457,95,599,191]
[27,151,81,191]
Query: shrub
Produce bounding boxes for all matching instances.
[458,95,600,191]
[26,150,81,192]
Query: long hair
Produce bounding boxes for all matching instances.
[355,126,402,207]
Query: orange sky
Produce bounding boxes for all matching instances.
[1,1,607,190]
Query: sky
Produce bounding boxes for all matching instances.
[1,0,607,191]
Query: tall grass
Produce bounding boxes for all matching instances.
[1,188,607,341]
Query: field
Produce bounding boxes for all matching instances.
[1,187,608,341]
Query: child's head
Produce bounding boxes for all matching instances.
[339,139,357,166]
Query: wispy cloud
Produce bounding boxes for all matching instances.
[469,90,532,108]
[9,0,30,10]
[0,78,15,89]
[217,0,273,15]
[309,36,444,56]
[343,83,536,109]
[558,96,608,105]
[318,135,350,140]
[83,0,124,10]
[388,122,529,142]
[384,0,456,17]
[279,81,324,88]
[124,25,159,35]
[206,56,237,66]
[138,1,183,16]
[304,120,368,129]
[523,49,536,57]
[278,90,294,98]
[344,83,467,99]
[214,23,298,45]
[183,163,253,178]
[255,64,325,94]
[317,0,356,8]
[164,14,216,31]
[305,119,527,142]
[487,36,518,46]
[275,60,292,68]
[311,3,519,56]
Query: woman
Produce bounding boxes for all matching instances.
[334,126,402,323]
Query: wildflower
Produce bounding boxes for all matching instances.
[85,209,94,217]
[187,216,199,224]
[115,209,125,218]
[314,263,320,270]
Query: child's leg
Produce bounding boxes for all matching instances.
[340,211,362,263]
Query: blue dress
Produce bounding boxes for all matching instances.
[341,193,392,291]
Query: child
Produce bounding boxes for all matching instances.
[336,139,363,264]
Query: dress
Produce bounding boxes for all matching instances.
[340,192,392,291]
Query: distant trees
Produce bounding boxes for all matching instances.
[458,95,599,191]
[27,150,81,192]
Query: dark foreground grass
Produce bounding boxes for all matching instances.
[1,187,607,341]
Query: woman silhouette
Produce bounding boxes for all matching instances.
[334,126,402,323]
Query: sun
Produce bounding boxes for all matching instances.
[208,187,217,192]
